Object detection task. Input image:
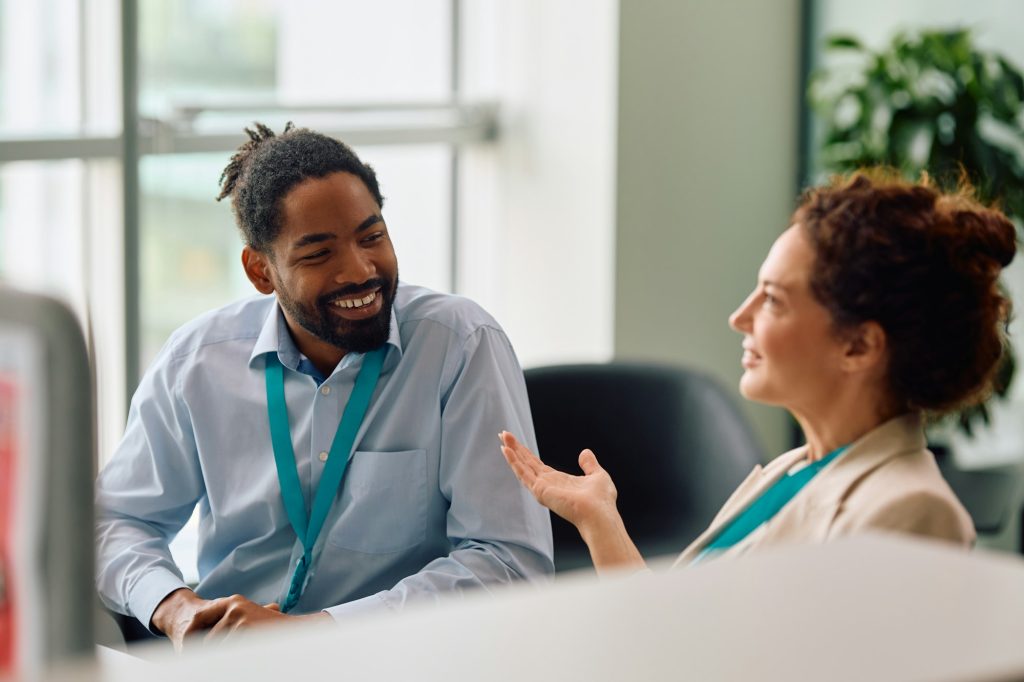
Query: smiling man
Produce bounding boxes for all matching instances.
[95,123,553,651]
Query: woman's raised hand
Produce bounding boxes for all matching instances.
[499,431,647,574]
[499,431,619,534]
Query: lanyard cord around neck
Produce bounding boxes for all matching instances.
[264,347,386,613]
[696,444,850,561]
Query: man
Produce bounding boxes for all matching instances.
[96,123,553,651]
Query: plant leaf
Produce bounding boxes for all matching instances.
[826,35,864,51]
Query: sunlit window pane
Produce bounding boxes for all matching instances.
[139,154,252,367]
[0,161,85,304]
[0,0,81,136]
[139,0,452,117]
[139,0,278,116]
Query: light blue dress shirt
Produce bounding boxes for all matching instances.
[96,283,554,628]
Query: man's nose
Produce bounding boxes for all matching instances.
[334,247,375,286]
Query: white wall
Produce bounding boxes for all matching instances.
[614,0,803,456]
[455,0,803,454]
[458,0,618,369]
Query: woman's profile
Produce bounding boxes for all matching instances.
[502,170,1017,572]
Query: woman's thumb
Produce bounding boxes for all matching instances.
[578,449,601,474]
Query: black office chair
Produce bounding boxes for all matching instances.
[524,362,765,572]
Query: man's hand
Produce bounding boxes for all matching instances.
[151,588,332,653]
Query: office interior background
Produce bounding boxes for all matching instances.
[2,0,1024,573]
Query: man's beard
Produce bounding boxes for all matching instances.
[277,275,397,354]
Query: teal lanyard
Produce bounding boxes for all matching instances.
[264,347,385,613]
[697,444,849,561]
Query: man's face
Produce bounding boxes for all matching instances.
[246,171,399,363]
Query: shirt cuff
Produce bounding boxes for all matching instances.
[128,568,189,634]
[322,591,393,622]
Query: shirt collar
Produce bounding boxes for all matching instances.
[249,295,403,375]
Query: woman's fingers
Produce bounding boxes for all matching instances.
[501,445,534,484]
[500,431,535,462]
[501,432,599,483]
[499,432,543,475]
[577,449,602,475]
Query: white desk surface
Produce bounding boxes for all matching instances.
[83,534,1024,682]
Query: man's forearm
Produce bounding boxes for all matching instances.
[324,539,551,620]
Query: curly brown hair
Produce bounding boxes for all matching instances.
[794,170,1017,415]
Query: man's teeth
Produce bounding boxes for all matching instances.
[335,291,378,309]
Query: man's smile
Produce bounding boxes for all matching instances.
[328,287,384,321]
[334,289,379,309]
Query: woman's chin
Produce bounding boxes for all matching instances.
[738,375,778,405]
[737,373,757,400]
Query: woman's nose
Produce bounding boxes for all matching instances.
[729,293,754,333]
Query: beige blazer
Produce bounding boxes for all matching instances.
[672,414,975,567]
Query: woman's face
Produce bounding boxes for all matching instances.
[729,225,848,413]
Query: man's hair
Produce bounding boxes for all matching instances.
[216,122,385,252]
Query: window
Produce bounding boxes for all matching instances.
[0,2,619,578]
[0,0,494,467]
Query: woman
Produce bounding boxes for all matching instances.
[501,171,1017,573]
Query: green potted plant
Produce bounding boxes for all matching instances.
[807,28,1023,435]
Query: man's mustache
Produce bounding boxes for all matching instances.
[318,278,390,307]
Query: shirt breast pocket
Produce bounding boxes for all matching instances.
[326,449,428,554]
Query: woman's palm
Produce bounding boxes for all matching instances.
[500,432,618,529]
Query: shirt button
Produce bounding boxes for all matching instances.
[321,385,331,396]
[319,451,329,462]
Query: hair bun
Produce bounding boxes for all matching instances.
[799,170,1017,415]
[943,205,1017,272]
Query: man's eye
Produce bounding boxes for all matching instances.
[363,232,385,243]
[303,249,329,260]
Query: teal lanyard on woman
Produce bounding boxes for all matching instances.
[264,347,386,613]
[695,444,849,563]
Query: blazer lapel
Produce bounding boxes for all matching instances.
[742,414,928,548]
[671,446,808,567]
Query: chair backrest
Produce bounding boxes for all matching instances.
[524,362,764,572]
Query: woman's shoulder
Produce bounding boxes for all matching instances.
[832,448,975,546]
[850,447,950,498]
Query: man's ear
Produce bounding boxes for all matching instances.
[841,321,886,373]
[242,246,276,295]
